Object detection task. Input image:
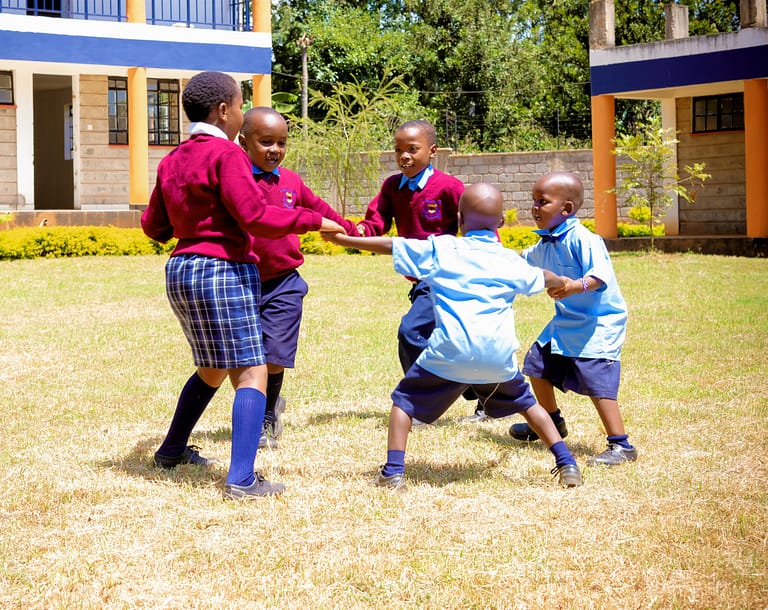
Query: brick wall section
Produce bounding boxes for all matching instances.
[0,106,19,206]
[676,97,746,235]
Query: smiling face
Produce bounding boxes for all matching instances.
[393,125,437,178]
[238,108,288,171]
[531,174,576,232]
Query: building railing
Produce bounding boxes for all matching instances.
[0,0,251,30]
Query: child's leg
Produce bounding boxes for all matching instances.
[521,404,581,487]
[155,369,223,464]
[263,365,285,436]
[586,396,637,465]
[380,405,412,477]
[590,396,625,437]
[510,376,567,441]
[529,376,559,415]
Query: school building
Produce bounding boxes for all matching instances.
[1,1,766,254]
[0,0,274,226]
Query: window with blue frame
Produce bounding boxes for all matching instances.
[109,77,180,145]
[692,93,744,134]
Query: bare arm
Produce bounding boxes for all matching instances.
[546,274,605,299]
[323,232,394,255]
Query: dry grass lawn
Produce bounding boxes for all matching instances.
[0,252,765,609]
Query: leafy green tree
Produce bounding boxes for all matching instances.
[612,116,711,248]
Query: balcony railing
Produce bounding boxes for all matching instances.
[0,0,252,30]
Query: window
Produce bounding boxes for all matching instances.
[148,79,180,145]
[108,77,180,145]
[692,93,744,133]
[108,77,128,144]
[0,71,14,105]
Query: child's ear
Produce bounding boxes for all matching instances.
[429,144,437,158]
[563,200,575,215]
[237,133,246,149]
[497,216,504,229]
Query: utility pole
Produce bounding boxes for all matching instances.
[297,33,312,127]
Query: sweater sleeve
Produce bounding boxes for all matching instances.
[356,177,396,237]
[142,175,174,243]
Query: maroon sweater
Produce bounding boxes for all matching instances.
[356,169,465,238]
[251,168,357,281]
[142,134,322,264]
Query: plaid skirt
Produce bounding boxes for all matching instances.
[165,254,265,368]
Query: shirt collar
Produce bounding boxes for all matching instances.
[189,122,230,140]
[399,164,434,191]
[251,162,280,178]
[533,216,580,242]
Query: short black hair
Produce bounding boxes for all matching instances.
[397,120,437,147]
[182,71,239,122]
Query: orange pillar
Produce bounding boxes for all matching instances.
[252,0,272,107]
[591,94,617,238]
[744,78,768,238]
[127,0,148,205]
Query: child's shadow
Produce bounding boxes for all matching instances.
[475,426,595,459]
[96,427,233,487]
[306,409,389,427]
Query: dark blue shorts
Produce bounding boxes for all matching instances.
[391,364,537,424]
[259,270,308,368]
[165,254,265,369]
[523,342,620,400]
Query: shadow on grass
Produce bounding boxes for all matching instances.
[306,409,390,427]
[473,427,597,459]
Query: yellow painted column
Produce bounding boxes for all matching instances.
[744,78,768,238]
[252,0,272,107]
[127,0,148,205]
[591,94,617,238]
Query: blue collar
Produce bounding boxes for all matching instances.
[533,217,579,242]
[399,164,433,191]
[251,162,280,178]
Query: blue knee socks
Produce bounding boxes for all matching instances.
[226,387,266,487]
[157,373,218,457]
[549,440,577,468]
[381,450,406,477]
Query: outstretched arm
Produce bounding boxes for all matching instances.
[546,274,604,299]
[323,232,394,255]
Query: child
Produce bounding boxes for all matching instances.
[238,107,357,449]
[356,119,483,423]
[326,183,583,489]
[509,171,638,467]
[141,71,343,500]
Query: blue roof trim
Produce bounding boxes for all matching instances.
[590,44,768,96]
[0,30,271,73]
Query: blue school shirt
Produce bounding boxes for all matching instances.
[521,217,627,361]
[392,231,545,384]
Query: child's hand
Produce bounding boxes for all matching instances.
[547,276,575,300]
[319,218,345,235]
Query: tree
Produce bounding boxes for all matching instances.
[612,116,711,248]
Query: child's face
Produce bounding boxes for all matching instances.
[394,126,436,178]
[239,113,288,172]
[531,177,574,232]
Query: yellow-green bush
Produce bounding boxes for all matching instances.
[0,227,174,260]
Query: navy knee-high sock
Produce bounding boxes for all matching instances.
[226,387,266,487]
[157,373,218,457]
[381,450,406,477]
[263,371,284,426]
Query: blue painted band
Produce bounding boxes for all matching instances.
[590,45,768,96]
[0,30,271,73]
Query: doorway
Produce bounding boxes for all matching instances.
[33,74,73,210]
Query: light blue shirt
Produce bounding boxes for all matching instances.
[398,164,434,191]
[522,217,627,360]
[392,231,545,384]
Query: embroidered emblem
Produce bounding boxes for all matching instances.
[281,189,296,209]
[422,199,442,221]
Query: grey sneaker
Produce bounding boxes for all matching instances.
[224,472,285,499]
[459,409,487,423]
[551,464,583,487]
[586,443,638,466]
[273,396,286,439]
[258,423,279,450]
[411,417,429,428]
[154,445,215,469]
[374,467,406,491]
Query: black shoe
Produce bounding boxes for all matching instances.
[373,467,406,490]
[551,464,583,487]
[459,409,487,423]
[586,443,638,466]
[224,472,285,499]
[154,445,215,469]
[509,418,568,442]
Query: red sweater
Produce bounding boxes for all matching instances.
[142,134,322,264]
[356,169,465,238]
[251,168,357,281]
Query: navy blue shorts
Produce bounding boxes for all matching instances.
[391,364,537,424]
[259,270,308,368]
[523,342,620,400]
[165,254,265,369]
